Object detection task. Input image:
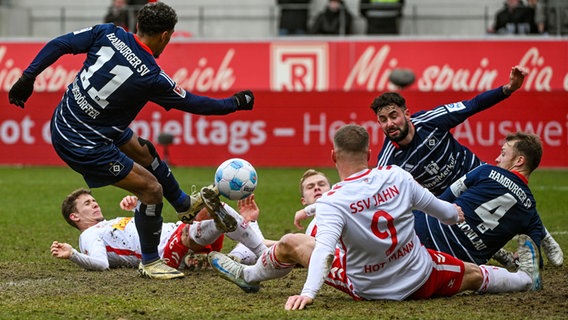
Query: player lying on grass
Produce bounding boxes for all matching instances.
[414,131,546,268]
[50,188,266,271]
[208,124,542,310]
[372,65,562,267]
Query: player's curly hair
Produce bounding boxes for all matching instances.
[370,92,407,115]
[137,2,178,36]
[61,188,92,230]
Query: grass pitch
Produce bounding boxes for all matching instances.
[0,166,566,320]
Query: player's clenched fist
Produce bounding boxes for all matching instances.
[233,90,254,110]
[8,74,35,108]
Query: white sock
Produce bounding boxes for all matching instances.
[226,221,267,264]
[224,209,268,258]
[228,242,258,265]
[243,244,295,283]
[248,221,265,240]
[477,265,531,293]
[189,220,223,246]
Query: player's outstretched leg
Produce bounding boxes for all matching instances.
[177,186,206,223]
[201,186,238,232]
[208,251,260,293]
[516,234,542,291]
[138,260,184,280]
[541,229,563,267]
[491,248,519,270]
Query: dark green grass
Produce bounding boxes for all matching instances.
[0,166,566,320]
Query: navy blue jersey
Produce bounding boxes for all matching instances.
[24,24,236,147]
[414,164,545,264]
[376,88,509,196]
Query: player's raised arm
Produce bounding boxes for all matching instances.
[502,65,528,95]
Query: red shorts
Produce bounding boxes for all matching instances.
[163,223,225,269]
[410,249,465,299]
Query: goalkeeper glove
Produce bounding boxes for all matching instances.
[9,74,35,108]
[233,90,254,110]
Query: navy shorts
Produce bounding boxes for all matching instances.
[52,128,135,188]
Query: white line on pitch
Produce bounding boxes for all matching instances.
[532,186,568,191]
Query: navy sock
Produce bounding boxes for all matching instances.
[145,158,189,212]
[135,202,163,264]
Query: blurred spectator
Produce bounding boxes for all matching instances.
[126,0,157,33]
[488,0,538,34]
[310,0,353,35]
[536,0,568,35]
[129,0,156,10]
[277,0,311,35]
[359,0,405,35]
[531,0,547,33]
[104,0,130,31]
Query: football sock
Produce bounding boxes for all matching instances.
[189,220,223,246]
[225,210,268,258]
[477,265,531,293]
[243,244,295,283]
[135,202,163,264]
[248,221,266,241]
[228,242,258,265]
[145,157,188,213]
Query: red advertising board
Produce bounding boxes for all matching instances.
[1,39,567,168]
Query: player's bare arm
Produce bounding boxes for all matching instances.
[293,209,310,229]
[503,65,528,94]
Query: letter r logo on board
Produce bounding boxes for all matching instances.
[270,44,328,92]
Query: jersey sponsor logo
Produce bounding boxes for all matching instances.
[444,102,466,112]
[173,85,186,98]
[270,44,328,92]
[424,161,440,175]
[109,161,125,176]
[422,155,456,190]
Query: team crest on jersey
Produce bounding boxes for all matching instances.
[109,161,125,176]
[426,136,439,150]
[173,85,186,98]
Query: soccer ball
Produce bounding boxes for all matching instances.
[214,158,258,200]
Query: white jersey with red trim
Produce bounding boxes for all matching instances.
[71,217,180,270]
[300,166,458,300]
